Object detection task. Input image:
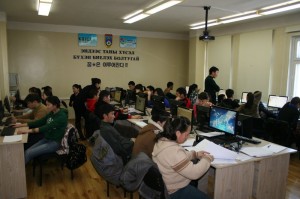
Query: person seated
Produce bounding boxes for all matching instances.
[94,103,134,165]
[236,91,262,118]
[217,94,226,106]
[132,110,170,158]
[41,86,53,105]
[153,88,170,108]
[145,85,155,107]
[128,81,136,91]
[187,84,199,106]
[219,89,240,109]
[254,91,276,119]
[152,116,214,199]
[11,93,48,124]
[164,81,176,100]
[29,87,42,98]
[175,87,192,108]
[14,96,68,164]
[193,92,212,121]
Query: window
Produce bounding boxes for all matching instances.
[288,36,300,98]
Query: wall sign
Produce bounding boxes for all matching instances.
[78,33,98,46]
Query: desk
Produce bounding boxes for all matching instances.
[0,128,28,199]
[200,138,296,199]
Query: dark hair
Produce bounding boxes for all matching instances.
[151,110,170,123]
[198,92,209,100]
[94,103,114,120]
[92,78,101,86]
[155,116,191,142]
[209,66,219,74]
[42,86,53,97]
[225,89,234,98]
[176,87,186,97]
[291,97,300,106]
[147,85,155,92]
[167,82,173,88]
[24,94,41,103]
[46,96,60,108]
[28,87,42,98]
[128,81,135,86]
[218,94,226,103]
[245,92,254,109]
[87,89,98,99]
[187,84,198,98]
[135,84,143,91]
[154,88,165,97]
[99,90,110,102]
[72,84,82,90]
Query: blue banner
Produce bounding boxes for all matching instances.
[78,33,97,46]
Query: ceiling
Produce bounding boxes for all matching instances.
[0,0,299,34]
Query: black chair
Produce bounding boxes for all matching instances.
[265,118,290,147]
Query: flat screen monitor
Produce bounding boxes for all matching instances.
[135,95,146,113]
[209,106,238,135]
[4,96,11,113]
[114,91,122,103]
[125,89,135,105]
[218,89,226,96]
[196,105,210,129]
[177,107,193,125]
[240,92,249,103]
[169,99,185,116]
[237,114,253,138]
[267,95,288,108]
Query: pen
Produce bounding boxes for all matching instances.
[267,145,271,148]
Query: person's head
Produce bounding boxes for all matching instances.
[128,81,135,90]
[176,87,187,99]
[94,103,115,123]
[187,84,198,97]
[151,110,170,128]
[290,97,300,108]
[135,84,143,93]
[225,89,234,99]
[91,78,101,89]
[99,90,111,104]
[72,84,81,94]
[167,82,174,90]
[209,66,219,78]
[245,92,254,108]
[218,94,226,103]
[154,88,165,97]
[28,87,42,98]
[155,116,191,144]
[146,85,155,95]
[45,96,60,112]
[42,86,53,100]
[197,92,209,106]
[87,89,99,99]
[24,94,41,109]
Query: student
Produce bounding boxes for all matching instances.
[94,103,134,164]
[145,85,155,107]
[14,96,68,164]
[86,89,99,113]
[164,81,176,100]
[176,87,192,108]
[220,89,240,109]
[278,97,300,132]
[217,94,226,106]
[79,78,101,111]
[153,88,170,108]
[204,66,220,105]
[187,84,199,106]
[255,91,276,119]
[132,110,169,158]
[29,87,42,98]
[193,92,212,121]
[152,116,213,199]
[236,91,262,118]
[69,84,85,140]
[128,81,135,91]
[41,86,53,105]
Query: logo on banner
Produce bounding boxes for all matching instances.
[105,34,113,47]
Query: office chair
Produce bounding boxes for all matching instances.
[265,118,290,147]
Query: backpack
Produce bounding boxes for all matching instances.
[66,143,87,170]
[56,124,79,155]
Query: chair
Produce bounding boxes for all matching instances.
[265,118,290,147]
[32,124,78,186]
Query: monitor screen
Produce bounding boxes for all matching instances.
[267,95,288,108]
[4,96,11,113]
[135,95,146,113]
[209,106,238,135]
[177,107,193,124]
[196,105,210,128]
[218,89,226,96]
[240,92,249,103]
[114,91,122,102]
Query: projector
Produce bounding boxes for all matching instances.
[199,31,215,41]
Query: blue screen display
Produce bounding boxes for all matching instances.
[209,106,237,135]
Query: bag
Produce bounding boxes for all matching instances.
[66,143,87,170]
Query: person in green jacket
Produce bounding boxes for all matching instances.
[14,96,68,164]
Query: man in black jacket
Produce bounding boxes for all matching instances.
[204,66,220,105]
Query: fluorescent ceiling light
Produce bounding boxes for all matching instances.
[259,3,300,15]
[146,0,182,14]
[124,13,150,24]
[220,11,257,20]
[123,10,143,20]
[38,0,52,16]
[190,22,219,30]
[261,0,300,10]
[190,19,217,27]
[220,14,261,24]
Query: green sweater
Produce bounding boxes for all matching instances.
[28,109,68,142]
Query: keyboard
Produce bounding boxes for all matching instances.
[0,126,15,136]
[236,135,261,144]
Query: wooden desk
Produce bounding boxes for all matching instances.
[197,138,296,199]
[0,128,28,199]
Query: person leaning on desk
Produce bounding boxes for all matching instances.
[13,96,68,165]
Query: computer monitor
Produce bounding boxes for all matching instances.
[169,99,185,116]
[152,95,165,113]
[240,92,249,103]
[177,107,193,125]
[125,89,135,105]
[196,105,210,130]
[237,114,253,138]
[4,96,11,113]
[135,95,146,113]
[267,95,288,108]
[209,106,238,135]
[218,89,226,96]
[114,91,122,103]
[0,100,4,120]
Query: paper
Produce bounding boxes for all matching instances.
[134,121,147,128]
[262,143,286,153]
[128,108,143,114]
[3,135,22,143]
[180,139,195,147]
[196,131,224,137]
[185,139,238,160]
[240,147,273,157]
[236,153,254,162]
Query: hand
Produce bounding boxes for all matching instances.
[17,130,29,134]
[197,151,210,158]
[203,154,214,162]
[132,115,142,119]
[12,123,26,128]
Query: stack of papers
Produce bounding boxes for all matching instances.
[240,143,286,157]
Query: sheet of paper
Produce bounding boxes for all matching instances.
[180,138,195,147]
[262,143,287,153]
[196,131,224,137]
[134,121,147,128]
[240,147,274,157]
[236,153,254,162]
[3,135,22,143]
[187,139,238,160]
